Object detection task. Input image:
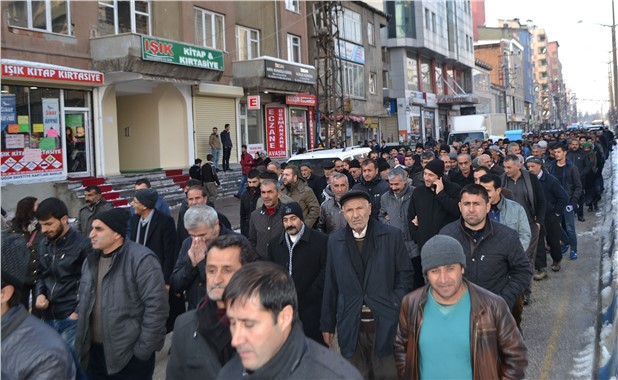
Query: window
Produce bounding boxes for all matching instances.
[194,7,225,50]
[407,56,419,91]
[425,8,430,30]
[367,22,375,45]
[8,0,72,35]
[236,26,259,61]
[420,59,432,92]
[285,0,299,13]
[342,61,365,98]
[435,66,444,95]
[369,72,377,94]
[432,12,436,32]
[287,34,301,63]
[339,8,362,44]
[98,1,150,35]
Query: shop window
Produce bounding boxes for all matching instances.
[236,26,260,61]
[289,108,307,154]
[287,34,301,63]
[98,0,150,36]
[8,0,72,35]
[194,7,225,50]
[285,0,300,13]
[64,90,87,108]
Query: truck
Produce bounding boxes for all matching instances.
[447,114,508,145]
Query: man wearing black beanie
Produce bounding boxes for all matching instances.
[407,158,462,288]
[75,208,168,378]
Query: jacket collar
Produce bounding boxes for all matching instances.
[44,226,76,247]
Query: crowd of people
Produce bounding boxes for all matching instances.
[1,125,615,379]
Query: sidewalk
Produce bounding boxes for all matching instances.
[213,194,241,230]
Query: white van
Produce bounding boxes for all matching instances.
[286,147,372,175]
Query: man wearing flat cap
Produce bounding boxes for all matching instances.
[268,202,329,345]
[407,158,461,288]
[75,208,169,379]
[321,190,413,378]
[129,188,183,333]
[2,227,76,379]
[394,235,527,380]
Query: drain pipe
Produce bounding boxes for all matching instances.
[274,0,280,58]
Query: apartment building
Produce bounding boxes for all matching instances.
[1,0,317,192]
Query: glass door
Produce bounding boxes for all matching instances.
[64,110,92,176]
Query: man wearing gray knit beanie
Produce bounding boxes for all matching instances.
[393,234,528,379]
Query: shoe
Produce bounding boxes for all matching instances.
[578,216,586,222]
[233,194,241,199]
[570,251,578,260]
[523,295,530,306]
[533,269,548,281]
[588,205,594,212]
[551,262,561,272]
[561,244,570,255]
[593,202,599,211]
[215,168,221,172]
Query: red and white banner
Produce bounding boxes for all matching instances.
[308,108,316,150]
[286,94,317,106]
[2,61,104,85]
[1,148,64,181]
[265,106,287,158]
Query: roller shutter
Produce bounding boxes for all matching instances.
[193,96,238,164]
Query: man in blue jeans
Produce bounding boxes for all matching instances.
[35,197,92,377]
[547,143,582,260]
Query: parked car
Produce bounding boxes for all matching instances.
[286,147,371,175]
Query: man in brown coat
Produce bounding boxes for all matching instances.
[394,235,527,379]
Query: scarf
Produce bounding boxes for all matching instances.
[284,224,306,276]
[196,295,233,366]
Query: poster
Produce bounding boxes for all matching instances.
[265,106,287,158]
[42,98,60,137]
[1,94,16,131]
[39,137,57,151]
[5,134,24,149]
[18,115,29,132]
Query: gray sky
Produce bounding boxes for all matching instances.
[485,0,614,116]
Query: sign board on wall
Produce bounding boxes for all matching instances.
[1,62,104,85]
[336,39,365,64]
[308,108,315,150]
[247,143,264,155]
[265,106,287,158]
[247,95,260,110]
[264,60,316,84]
[286,94,317,106]
[141,36,224,71]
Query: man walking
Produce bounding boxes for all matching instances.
[78,185,113,236]
[321,190,413,379]
[394,235,527,379]
[440,184,532,325]
[75,208,168,379]
[281,165,321,228]
[352,158,390,220]
[35,198,91,357]
[316,172,349,234]
[189,158,202,181]
[239,169,261,237]
[209,127,221,171]
[221,123,233,171]
[268,202,329,345]
[201,154,221,201]
[248,179,285,259]
[566,139,591,222]
[167,235,255,379]
[235,144,253,198]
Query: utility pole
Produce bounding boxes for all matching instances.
[312,1,345,148]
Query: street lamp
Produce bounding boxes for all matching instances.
[578,0,618,126]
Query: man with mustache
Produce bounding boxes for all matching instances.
[78,185,112,236]
[267,202,329,345]
[167,235,255,379]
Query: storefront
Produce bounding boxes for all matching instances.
[1,60,104,184]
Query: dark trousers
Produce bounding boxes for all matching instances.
[223,146,232,170]
[88,344,155,380]
[576,193,585,218]
[524,222,539,295]
[535,214,562,269]
[411,256,424,290]
[348,330,398,380]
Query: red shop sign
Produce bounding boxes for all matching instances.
[308,108,315,150]
[286,94,317,106]
[2,62,104,85]
[265,106,287,158]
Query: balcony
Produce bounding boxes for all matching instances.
[232,57,316,92]
[90,34,223,82]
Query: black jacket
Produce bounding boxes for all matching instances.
[352,175,390,220]
[538,170,569,217]
[240,187,261,237]
[439,218,532,309]
[449,170,475,188]
[217,322,362,380]
[129,209,178,283]
[166,297,233,380]
[268,227,328,345]
[248,203,285,259]
[170,225,241,309]
[189,164,202,181]
[321,220,414,358]
[408,181,461,249]
[547,160,582,206]
[567,148,591,179]
[201,162,220,185]
[36,228,92,319]
[501,169,546,225]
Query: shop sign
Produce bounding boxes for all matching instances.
[336,39,365,64]
[2,148,64,181]
[265,106,287,158]
[248,95,260,110]
[264,60,315,84]
[286,94,317,106]
[1,62,104,85]
[141,36,224,71]
[247,144,264,155]
[437,94,479,104]
[308,108,315,150]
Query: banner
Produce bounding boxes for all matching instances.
[42,98,60,137]
[265,106,287,158]
[308,108,315,150]
[1,94,16,131]
[1,148,64,181]
[142,36,224,71]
